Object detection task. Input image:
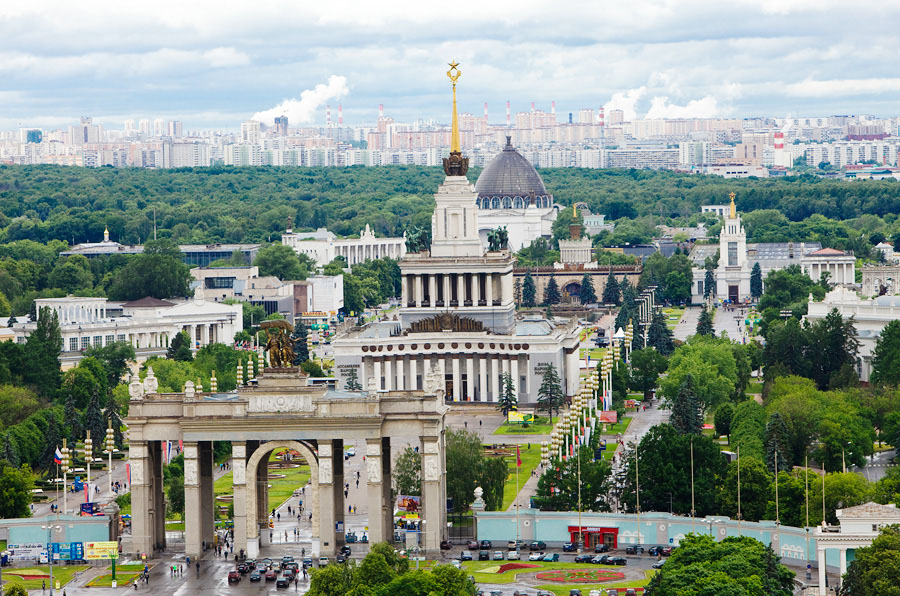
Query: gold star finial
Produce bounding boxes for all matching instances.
[729,192,736,218]
[447,61,461,85]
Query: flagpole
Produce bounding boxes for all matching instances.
[805,454,810,575]
[690,437,695,535]
[737,446,742,537]
[775,446,779,524]
[515,445,521,551]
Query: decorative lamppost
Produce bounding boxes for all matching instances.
[210,370,218,393]
[82,431,93,501]
[104,421,116,495]
[60,439,71,515]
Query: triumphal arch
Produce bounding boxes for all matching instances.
[125,363,448,560]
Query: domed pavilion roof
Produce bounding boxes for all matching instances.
[475,137,548,200]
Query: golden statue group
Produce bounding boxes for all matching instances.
[260,319,295,368]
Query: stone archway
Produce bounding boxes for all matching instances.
[563,282,581,303]
[245,440,319,556]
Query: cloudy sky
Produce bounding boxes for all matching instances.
[3,0,900,130]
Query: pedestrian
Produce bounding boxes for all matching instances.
[464,421,467,428]
[277,512,281,522]
[196,561,200,576]
[479,420,482,426]
[349,504,352,513]
[42,580,46,592]
[355,479,359,489]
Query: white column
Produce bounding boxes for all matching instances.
[373,359,382,391]
[457,274,466,305]
[429,275,437,307]
[416,275,423,306]
[510,356,519,399]
[490,357,500,401]
[452,357,461,402]
[524,356,531,396]
[486,274,494,305]
[401,276,408,305]
[466,357,475,401]
[397,357,406,390]
[839,547,847,578]
[473,273,481,305]
[200,324,209,346]
[443,275,451,306]
[502,357,511,388]
[478,356,487,402]
[818,547,826,595]
[410,357,418,391]
[384,357,393,391]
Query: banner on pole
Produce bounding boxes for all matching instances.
[84,541,119,560]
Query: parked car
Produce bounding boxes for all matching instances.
[537,591,555,596]
[261,558,273,567]
[625,545,644,555]
[594,543,610,553]
[249,570,262,582]
[480,540,492,549]
[451,559,461,568]
[507,550,520,560]
[467,540,479,550]
[339,546,351,556]
[460,551,473,562]
[624,589,637,596]
[589,591,603,596]
[336,554,347,564]
[236,562,249,574]
[542,553,559,562]
[276,573,292,588]
[569,589,583,596]
[563,542,578,552]
[492,551,506,561]
[529,541,547,551]
[661,546,673,555]
[346,447,356,457]
[529,551,545,561]
[318,556,329,566]
[490,591,503,596]
[301,557,313,569]
[478,550,491,561]
[606,556,627,565]
[282,556,294,564]
[591,555,609,564]
[514,591,531,596]
[574,554,593,563]
[606,590,619,596]
[440,540,453,550]
[265,569,277,581]
[507,539,525,550]
[227,569,241,583]
[284,562,299,572]
[652,559,666,569]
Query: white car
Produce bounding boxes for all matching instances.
[528,552,544,561]
[451,559,461,569]
[590,591,603,596]
[507,551,520,560]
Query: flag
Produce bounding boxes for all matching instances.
[54,447,62,465]
[126,463,131,487]
[516,445,522,468]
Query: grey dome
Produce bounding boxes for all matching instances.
[476,137,548,198]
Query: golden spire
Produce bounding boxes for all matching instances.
[573,203,577,218]
[447,61,461,154]
[729,191,736,219]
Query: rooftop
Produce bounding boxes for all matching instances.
[475,136,548,198]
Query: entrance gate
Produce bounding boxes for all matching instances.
[126,367,447,560]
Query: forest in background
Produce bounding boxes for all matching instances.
[2,165,900,253]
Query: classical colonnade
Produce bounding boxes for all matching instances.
[401,271,511,308]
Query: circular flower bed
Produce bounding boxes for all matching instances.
[536,569,625,583]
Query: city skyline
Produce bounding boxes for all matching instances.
[5,0,900,130]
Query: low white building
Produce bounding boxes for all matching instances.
[805,286,900,382]
[800,248,856,286]
[860,264,900,296]
[281,224,405,266]
[18,296,242,369]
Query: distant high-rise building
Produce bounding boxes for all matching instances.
[578,109,595,124]
[153,119,165,136]
[138,119,151,136]
[167,120,183,137]
[274,116,288,137]
[241,120,262,145]
[608,109,625,125]
[69,116,101,145]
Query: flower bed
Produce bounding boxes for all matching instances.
[535,569,625,583]
[497,563,541,574]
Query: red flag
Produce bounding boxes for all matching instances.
[516,445,522,468]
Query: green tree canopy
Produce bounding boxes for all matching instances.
[253,243,314,281]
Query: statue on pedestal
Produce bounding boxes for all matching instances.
[261,320,295,368]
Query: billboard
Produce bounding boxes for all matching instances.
[84,541,119,560]
[52,542,84,561]
[7,543,45,561]
[507,410,535,424]
[396,495,421,512]
[598,411,618,424]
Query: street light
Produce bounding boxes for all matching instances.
[60,439,71,515]
[42,522,61,595]
[83,430,93,502]
[104,420,116,495]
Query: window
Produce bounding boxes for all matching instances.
[69,338,78,352]
[117,334,126,342]
[728,242,738,267]
[697,281,704,296]
[105,335,115,345]
[93,336,102,347]
[81,337,90,350]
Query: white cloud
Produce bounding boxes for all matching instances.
[786,77,900,97]
[251,75,350,125]
[604,87,646,122]
[645,95,723,119]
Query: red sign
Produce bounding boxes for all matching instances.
[567,526,618,534]
[598,411,618,424]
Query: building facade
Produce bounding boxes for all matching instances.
[281,224,405,267]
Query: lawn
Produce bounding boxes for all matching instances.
[85,564,148,587]
[662,307,685,330]
[746,381,764,395]
[3,565,89,590]
[493,417,557,436]
[463,560,652,588]
[536,569,657,595]
[579,347,606,361]
[213,451,311,519]
[600,416,632,436]
[499,447,542,510]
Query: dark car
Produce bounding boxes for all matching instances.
[591,555,609,564]
[513,591,531,596]
[237,562,250,574]
[460,550,473,562]
[276,573,292,588]
[339,546,351,557]
[265,569,277,581]
[537,592,554,596]
[563,542,578,552]
[283,567,296,579]
[606,591,619,596]
[569,589,583,596]
[249,570,262,582]
[594,543,610,553]
[284,562,299,572]
[624,589,637,596]
[440,540,453,550]
[467,540,479,550]
[661,546,672,556]
[574,554,593,563]
[607,556,627,565]
[478,550,491,561]
[282,555,295,564]
[227,569,241,583]
[649,546,671,556]
[625,545,644,555]
[529,541,546,551]
[480,540,492,549]
[336,554,347,564]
